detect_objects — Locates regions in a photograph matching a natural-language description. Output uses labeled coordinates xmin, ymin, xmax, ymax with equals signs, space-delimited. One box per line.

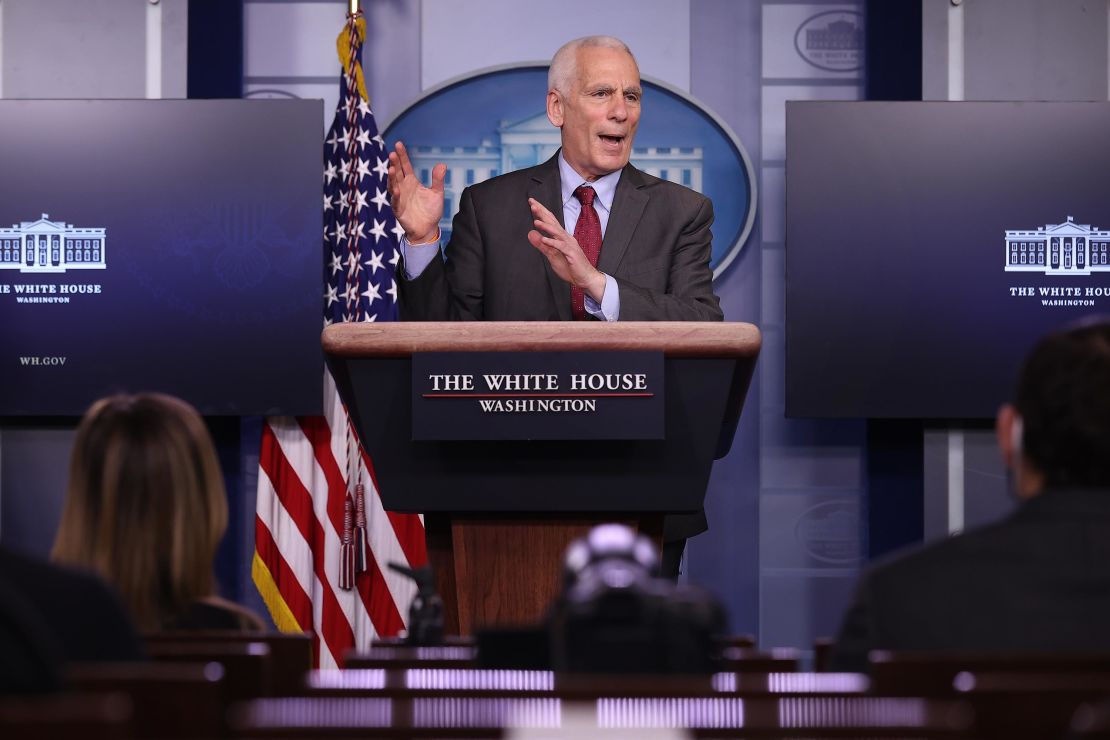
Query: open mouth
xmin=598 ymin=134 xmax=626 ymax=150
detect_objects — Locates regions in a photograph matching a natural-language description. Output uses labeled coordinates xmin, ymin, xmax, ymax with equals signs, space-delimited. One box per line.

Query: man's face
xmin=547 ymin=47 xmax=642 ymax=181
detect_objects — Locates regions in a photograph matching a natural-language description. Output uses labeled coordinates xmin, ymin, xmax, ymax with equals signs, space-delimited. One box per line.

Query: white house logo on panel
xmin=1005 ymin=216 xmax=1110 ymax=276
xmin=794 ymin=10 xmax=863 ymax=73
xmin=0 ymin=214 xmax=107 ymax=274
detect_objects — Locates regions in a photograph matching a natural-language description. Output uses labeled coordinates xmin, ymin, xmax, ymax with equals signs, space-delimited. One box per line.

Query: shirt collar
xmin=559 ymin=151 xmax=621 ymax=214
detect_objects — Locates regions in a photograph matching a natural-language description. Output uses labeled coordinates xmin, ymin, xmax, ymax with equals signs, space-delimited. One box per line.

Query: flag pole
xmin=349 ymin=0 xmax=360 ymax=15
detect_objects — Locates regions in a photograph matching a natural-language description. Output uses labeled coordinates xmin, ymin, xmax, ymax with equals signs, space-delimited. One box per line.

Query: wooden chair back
xmin=146 ymin=631 xmax=312 ymax=695
xmin=146 ymin=640 xmax=272 ymax=699
xmin=1072 ymin=697 xmax=1110 ymax=738
xmin=716 ymin=633 xmax=757 ymax=650
xmin=869 ymin=651 xmax=1110 ymax=695
xmin=0 ymin=692 xmax=134 ymax=739
xmin=812 ymin=636 xmax=834 ymax=672
xmin=718 ymin=647 xmax=800 ymax=673
xmin=953 ymin=670 xmax=1110 ymax=738
xmin=66 ymin=662 xmax=224 ymax=739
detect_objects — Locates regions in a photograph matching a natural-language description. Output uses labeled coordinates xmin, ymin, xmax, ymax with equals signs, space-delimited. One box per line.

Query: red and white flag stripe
xmin=253 ymin=371 xmax=424 ymax=668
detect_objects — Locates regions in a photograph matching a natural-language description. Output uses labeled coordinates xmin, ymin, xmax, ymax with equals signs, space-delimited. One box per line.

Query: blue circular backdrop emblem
xmin=383 ymin=64 xmax=756 ymax=279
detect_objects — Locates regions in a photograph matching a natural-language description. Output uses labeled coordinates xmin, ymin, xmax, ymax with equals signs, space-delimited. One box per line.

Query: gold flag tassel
xmin=337 ymin=10 xmax=369 ymax=104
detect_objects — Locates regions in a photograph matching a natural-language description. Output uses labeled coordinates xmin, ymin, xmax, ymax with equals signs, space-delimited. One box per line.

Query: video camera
xmin=547 ymin=524 xmax=726 ymax=674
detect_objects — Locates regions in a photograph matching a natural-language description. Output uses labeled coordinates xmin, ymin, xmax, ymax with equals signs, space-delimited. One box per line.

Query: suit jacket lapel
xmin=528 ymin=154 xmax=573 ymax=320
xmin=597 ymin=163 xmax=648 ymax=275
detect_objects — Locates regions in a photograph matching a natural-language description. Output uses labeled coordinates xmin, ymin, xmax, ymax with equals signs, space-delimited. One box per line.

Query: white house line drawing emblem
xmin=1005 ymin=216 xmax=1110 ymax=276
xmin=0 ymin=214 xmax=106 ymax=274
xmin=795 ymin=11 xmax=863 ymax=73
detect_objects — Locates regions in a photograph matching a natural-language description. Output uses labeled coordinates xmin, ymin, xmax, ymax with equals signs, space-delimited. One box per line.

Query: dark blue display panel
xmin=0 ymin=100 xmax=323 ymax=415
xmin=786 ymin=102 xmax=1110 ymax=419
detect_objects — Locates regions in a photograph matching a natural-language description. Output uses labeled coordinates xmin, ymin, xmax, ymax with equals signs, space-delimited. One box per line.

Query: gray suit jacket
xmin=399 ymin=153 xmax=723 ymax=322
xmin=399 ymin=153 xmax=722 ymax=540
xmin=830 ymin=487 xmax=1110 ymax=672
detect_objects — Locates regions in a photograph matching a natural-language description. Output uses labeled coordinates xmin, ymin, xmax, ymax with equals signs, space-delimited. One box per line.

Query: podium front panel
xmin=332 ymin=356 xmax=737 ymax=513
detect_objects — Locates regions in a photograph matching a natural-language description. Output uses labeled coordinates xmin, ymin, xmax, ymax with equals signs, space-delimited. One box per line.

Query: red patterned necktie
xmin=571 ymin=185 xmax=602 ymax=320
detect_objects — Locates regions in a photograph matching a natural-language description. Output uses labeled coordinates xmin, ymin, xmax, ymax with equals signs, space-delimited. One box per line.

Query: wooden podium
xmin=323 ymin=321 xmax=760 ymax=634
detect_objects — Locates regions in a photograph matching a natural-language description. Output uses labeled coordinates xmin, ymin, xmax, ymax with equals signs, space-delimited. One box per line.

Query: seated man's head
xmin=997 ymin=318 xmax=1110 ymax=498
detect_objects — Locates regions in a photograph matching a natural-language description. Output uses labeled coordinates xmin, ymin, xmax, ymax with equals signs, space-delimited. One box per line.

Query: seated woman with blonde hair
xmin=53 ymin=392 xmax=264 ymax=632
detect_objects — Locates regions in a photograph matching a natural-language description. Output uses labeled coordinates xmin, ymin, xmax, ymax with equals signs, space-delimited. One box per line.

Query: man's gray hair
xmin=548 ymin=36 xmax=637 ymax=95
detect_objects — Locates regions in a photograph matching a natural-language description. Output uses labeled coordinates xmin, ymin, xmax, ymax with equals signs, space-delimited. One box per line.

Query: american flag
xmin=252 ymin=11 xmax=427 ymax=669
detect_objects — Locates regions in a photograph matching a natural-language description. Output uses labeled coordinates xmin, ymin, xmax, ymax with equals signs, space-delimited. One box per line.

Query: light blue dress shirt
xmin=401 ymin=151 xmax=622 ymax=320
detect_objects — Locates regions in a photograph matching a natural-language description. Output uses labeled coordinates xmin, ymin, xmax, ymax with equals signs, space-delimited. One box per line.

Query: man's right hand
xmin=387 ymin=141 xmax=446 ymax=244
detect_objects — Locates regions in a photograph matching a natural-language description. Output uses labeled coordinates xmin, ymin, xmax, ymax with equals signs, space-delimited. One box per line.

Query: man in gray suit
xmin=387 ymin=35 xmax=722 ymax=324
xmin=831 ymin=318 xmax=1110 ymax=672
xmin=387 ymin=36 xmax=722 ymax=575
